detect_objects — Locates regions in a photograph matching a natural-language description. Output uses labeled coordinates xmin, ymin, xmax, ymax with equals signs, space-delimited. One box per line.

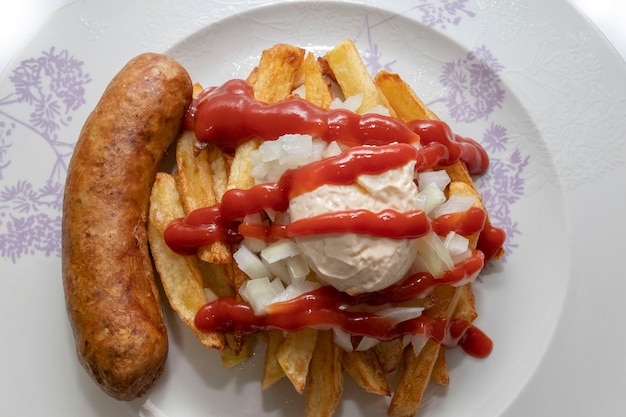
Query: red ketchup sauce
xmin=169 ymin=78 xmax=504 ymax=358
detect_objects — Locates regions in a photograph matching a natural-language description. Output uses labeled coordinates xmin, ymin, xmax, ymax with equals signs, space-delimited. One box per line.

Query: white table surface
xmin=1 ymin=0 xmax=625 ymax=75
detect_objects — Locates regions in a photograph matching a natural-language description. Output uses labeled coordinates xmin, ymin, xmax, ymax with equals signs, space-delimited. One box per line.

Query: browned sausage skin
xmin=62 ymin=53 xmax=192 ymax=400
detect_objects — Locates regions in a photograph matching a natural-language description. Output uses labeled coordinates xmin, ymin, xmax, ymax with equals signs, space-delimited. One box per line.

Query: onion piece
xmin=332 ymin=327 xmax=354 ymax=352
xmin=418 ymin=182 xmax=447 ymax=214
xmin=418 ymin=170 xmax=451 ymax=192
xmin=375 ymin=306 xmax=425 ymax=324
xmin=355 ymin=336 xmax=380 ymax=351
xmin=239 ymin=277 xmax=283 ymax=314
xmin=287 ymin=255 xmax=310 ymax=283
xmin=413 ymin=231 xmax=454 ymax=276
xmin=233 ymin=244 xmax=271 ymax=279
xmin=443 ymin=232 xmax=472 ymax=263
xmin=261 ymin=239 xmax=300 ymax=264
xmin=267 ymin=280 xmax=322 ymax=307
xmin=433 ymin=194 xmax=477 ymax=217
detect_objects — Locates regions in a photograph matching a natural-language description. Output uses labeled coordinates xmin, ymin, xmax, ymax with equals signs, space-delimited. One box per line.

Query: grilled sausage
xmin=62 ymin=53 xmax=192 ymax=400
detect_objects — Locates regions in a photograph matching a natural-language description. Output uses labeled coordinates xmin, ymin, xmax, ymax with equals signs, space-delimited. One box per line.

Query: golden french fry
xmin=220 ymin=333 xmax=253 ymax=368
xmin=248 ymin=44 xmax=305 ymax=104
xmin=305 ymin=330 xmax=343 ymax=417
xmin=302 ymin=52 xmax=332 ymax=109
xmin=388 ymin=339 xmax=441 ymax=417
xmin=374 ymin=338 xmax=405 ymax=374
xmin=206 ymin=143 xmax=230 ymax=201
xmin=374 ymin=70 xmax=437 ymax=121
xmin=148 ymin=172 xmax=225 ymax=350
xmin=197 ymin=260 xmax=235 ymax=298
xmin=430 ymin=347 xmax=449 ymax=386
xmin=342 ymin=349 xmax=390 ymax=396
xmin=325 ymin=39 xmax=394 ymax=115
xmin=277 ymin=328 xmax=319 ymax=394
xmin=226 ymin=139 xmax=259 ymax=191
xmin=175 ymin=130 xmax=232 ymax=264
xmin=262 ymin=330 xmax=286 ymax=390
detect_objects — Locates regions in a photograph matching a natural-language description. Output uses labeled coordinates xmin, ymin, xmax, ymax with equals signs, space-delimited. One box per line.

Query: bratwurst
xmin=62 ymin=53 xmax=192 ymax=400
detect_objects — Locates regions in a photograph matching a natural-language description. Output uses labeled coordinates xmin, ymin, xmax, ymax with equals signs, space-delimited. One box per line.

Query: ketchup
xmin=169 ymin=78 xmax=506 ymax=357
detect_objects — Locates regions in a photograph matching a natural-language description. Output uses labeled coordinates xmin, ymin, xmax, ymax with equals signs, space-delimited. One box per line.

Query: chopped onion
xmin=292 ymin=83 xmax=306 ymax=99
xmin=239 ymin=277 xmax=283 ymax=314
xmin=233 ymin=245 xmax=271 ymax=279
xmin=443 ymin=232 xmax=472 ymax=263
xmin=375 ymin=306 xmax=424 ymax=324
xmin=287 ymin=255 xmax=310 ymax=283
xmin=409 ymin=333 xmax=429 ymax=356
xmin=418 ymin=182 xmax=447 ymax=214
xmin=413 ymin=232 xmax=454 ymax=276
xmin=355 ymin=336 xmax=380 ymax=351
xmin=330 ymin=93 xmax=363 ymax=112
xmin=418 ymin=170 xmax=451 ymax=192
xmin=267 ymin=280 xmax=321 ymax=307
xmin=332 ymin=327 xmax=354 ymax=352
xmin=261 ymin=239 xmax=300 ymax=264
xmin=433 ymin=194 xmax=477 ymax=217
xmin=322 ymin=140 xmax=343 ymax=158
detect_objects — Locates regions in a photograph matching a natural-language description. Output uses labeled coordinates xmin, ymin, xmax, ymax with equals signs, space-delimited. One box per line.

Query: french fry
xmin=326 ymin=39 xmax=394 ymax=116
xmin=262 ymin=330 xmax=286 ymax=390
xmin=302 ymin=52 xmax=332 ymax=109
xmin=226 ymin=139 xmax=258 ymax=192
xmin=277 ymin=328 xmax=319 ymax=394
xmin=388 ymin=339 xmax=441 ymax=417
xmin=148 ymin=172 xmax=225 ymax=350
xmin=248 ymin=43 xmax=305 ymax=104
xmin=342 ymin=349 xmax=390 ymax=396
xmin=175 ymin=131 xmax=232 ymax=264
xmin=374 ymin=338 xmax=405 ymax=374
xmin=430 ymin=348 xmax=449 ymax=386
xmin=305 ymin=330 xmax=343 ymax=417
xmin=374 ymin=70 xmax=437 ymax=121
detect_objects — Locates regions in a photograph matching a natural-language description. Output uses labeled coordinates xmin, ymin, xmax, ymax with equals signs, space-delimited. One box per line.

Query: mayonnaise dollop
xmin=288 ymin=161 xmax=424 ymax=294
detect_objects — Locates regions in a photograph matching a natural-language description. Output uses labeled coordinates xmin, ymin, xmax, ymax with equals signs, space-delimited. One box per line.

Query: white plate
xmin=1 ymin=1 xmax=625 ymax=416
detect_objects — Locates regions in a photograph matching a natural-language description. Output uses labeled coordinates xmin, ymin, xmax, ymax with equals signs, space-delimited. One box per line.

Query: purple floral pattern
xmin=431 ymin=46 xmax=506 ymax=123
xmin=412 ymin=0 xmax=476 ymax=29
xmin=476 ymin=124 xmax=529 ymax=261
xmin=0 ymin=47 xmax=90 ymax=262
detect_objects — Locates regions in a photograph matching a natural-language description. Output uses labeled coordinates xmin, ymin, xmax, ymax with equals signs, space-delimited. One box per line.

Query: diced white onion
xmin=287 ymin=255 xmax=310 ymax=282
xmin=418 ymin=170 xmax=451 ymax=192
xmin=355 ymin=336 xmax=380 ymax=351
xmin=443 ymin=232 xmax=472 ymax=263
xmin=322 ymin=141 xmax=343 ymax=158
xmin=268 ymin=280 xmax=321 ymax=306
xmin=410 ymin=333 xmax=430 ymax=356
xmin=292 ymin=83 xmax=306 ymax=99
xmin=239 ymin=277 xmax=282 ymax=314
xmin=418 ymin=182 xmax=447 ymax=214
xmin=332 ymin=327 xmax=354 ymax=352
xmin=330 ymin=93 xmax=363 ymax=112
xmin=413 ymin=232 xmax=454 ymax=276
xmin=233 ymin=245 xmax=271 ymax=279
xmin=375 ymin=306 xmax=424 ymax=324
xmin=261 ymin=239 xmax=300 ymax=264
xmin=433 ymin=194 xmax=477 ymax=217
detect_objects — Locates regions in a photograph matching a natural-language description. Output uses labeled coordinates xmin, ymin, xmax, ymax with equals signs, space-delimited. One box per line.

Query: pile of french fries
xmin=147 ymin=40 xmax=491 ymax=417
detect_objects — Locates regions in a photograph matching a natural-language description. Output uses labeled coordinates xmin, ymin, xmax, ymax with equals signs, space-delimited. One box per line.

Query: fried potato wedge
xmin=326 ymin=39 xmax=394 ymax=116
xmin=148 ymin=172 xmax=224 ymax=350
xmin=305 ymin=330 xmax=343 ymax=417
